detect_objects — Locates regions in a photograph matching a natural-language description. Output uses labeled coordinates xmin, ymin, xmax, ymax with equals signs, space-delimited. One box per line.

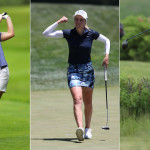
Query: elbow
xmin=43 ymin=32 xmax=47 ymax=37
xmin=107 ymin=38 xmax=110 ymax=44
xmin=11 ymin=32 xmax=15 ymax=38
xmin=9 ymin=31 xmax=15 ymax=38
xmin=43 ymin=32 xmax=52 ymax=37
xmin=43 ymin=31 xmax=47 ymax=36
xmin=106 ymin=39 xmax=110 ymax=46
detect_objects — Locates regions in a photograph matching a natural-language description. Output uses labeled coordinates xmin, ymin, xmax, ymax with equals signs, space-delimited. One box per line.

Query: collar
xmin=73 ymin=27 xmax=89 ymax=36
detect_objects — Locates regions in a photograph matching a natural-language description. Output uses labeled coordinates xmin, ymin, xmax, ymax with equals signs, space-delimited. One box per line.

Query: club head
xmin=102 ymin=126 xmax=110 ymax=130
xmin=122 ymin=40 xmax=128 ymax=49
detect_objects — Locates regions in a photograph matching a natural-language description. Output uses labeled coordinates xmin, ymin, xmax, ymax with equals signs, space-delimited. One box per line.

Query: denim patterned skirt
xmin=67 ymin=62 xmax=95 ymax=89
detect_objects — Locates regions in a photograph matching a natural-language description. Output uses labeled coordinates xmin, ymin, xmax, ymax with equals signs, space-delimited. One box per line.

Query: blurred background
xmin=32 ymin=0 xmax=119 ymax=5
xmin=120 ymin=0 xmax=150 ymax=150
xmin=0 ymin=0 xmax=30 ymax=150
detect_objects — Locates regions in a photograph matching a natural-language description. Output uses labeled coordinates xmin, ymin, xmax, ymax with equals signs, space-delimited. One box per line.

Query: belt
xmin=0 ymin=65 xmax=8 ymax=70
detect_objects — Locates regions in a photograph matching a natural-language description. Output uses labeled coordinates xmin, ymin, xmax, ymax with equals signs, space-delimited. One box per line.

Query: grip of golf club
xmin=104 ymin=65 xmax=107 ymax=81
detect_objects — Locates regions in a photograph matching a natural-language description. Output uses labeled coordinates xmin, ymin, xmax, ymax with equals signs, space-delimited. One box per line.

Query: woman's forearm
xmin=6 ymin=16 xmax=15 ymax=37
xmin=43 ymin=22 xmax=63 ymax=38
xmin=1 ymin=16 xmax=15 ymax=41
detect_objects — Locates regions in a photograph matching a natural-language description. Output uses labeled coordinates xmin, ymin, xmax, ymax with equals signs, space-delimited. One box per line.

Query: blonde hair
xmin=85 ymin=24 xmax=89 ymax=30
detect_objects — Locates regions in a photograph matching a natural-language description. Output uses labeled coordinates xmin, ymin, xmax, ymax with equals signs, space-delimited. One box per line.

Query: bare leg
xmin=82 ymin=87 xmax=93 ymax=128
xmin=70 ymin=87 xmax=83 ymax=128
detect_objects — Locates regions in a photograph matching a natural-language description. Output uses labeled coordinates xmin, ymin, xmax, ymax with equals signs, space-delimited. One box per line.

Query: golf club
xmin=102 ymin=64 xmax=110 ymax=130
xmin=122 ymin=28 xmax=150 ymax=49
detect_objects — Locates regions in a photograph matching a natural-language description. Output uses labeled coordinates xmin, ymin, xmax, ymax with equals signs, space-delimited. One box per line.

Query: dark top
xmin=63 ymin=28 xmax=99 ymax=64
xmin=0 ymin=32 xmax=8 ymax=67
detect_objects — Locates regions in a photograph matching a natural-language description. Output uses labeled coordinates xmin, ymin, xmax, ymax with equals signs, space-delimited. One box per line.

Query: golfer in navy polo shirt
xmin=43 ymin=10 xmax=110 ymax=141
xmin=0 ymin=13 xmax=15 ymax=99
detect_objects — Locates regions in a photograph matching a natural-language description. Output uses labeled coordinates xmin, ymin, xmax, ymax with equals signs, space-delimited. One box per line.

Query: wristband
xmin=2 ymin=15 xmax=9 ymax=19
xmin=2 ymin=12 xmax=8 ymax=19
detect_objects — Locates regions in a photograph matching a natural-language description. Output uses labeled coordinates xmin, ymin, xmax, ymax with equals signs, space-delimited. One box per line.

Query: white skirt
xmin=0 ymin=67 xmax=9 ymax=93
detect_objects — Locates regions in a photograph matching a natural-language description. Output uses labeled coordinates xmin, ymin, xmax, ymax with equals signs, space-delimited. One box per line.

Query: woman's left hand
xmin=102 ymin=54 xmax=109 ymax=68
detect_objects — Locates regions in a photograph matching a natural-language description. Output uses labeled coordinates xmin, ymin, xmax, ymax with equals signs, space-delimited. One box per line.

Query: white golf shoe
xmin=76 ymin=128 xmax=84 ymax=141
xmin=84 ymin=128 xmax=92 ymax=139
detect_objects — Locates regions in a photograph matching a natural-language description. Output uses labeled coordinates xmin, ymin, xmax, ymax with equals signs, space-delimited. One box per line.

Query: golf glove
xmin=1 ymin=12 xmax=8 ymax=19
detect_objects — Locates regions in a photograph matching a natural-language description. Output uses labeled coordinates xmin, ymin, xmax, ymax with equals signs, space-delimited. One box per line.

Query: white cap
xmin=73 ymin=10 xmax=88 ymax=20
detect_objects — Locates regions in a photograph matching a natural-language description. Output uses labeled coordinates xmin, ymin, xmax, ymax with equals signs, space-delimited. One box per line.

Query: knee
xmin=73 ymin=97 xmax=82 ymax=105
xmin=84 ymin=100 xmax=92 ymax=106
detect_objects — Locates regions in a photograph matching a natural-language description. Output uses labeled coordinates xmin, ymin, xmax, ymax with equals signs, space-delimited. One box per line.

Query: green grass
xmin=0 ymin=101 xmax=30 ymax=150
xmin=120 ymin=0 xmax=150 ymax=20
xmin=31 ymin=3 xmax=119 ymax=90
xmin=31 ymin=87 xmax=120 ymax=150
xmin=121 ymin=136 xmax=150 ymax=150
xmin=0 ymin=6 xmax=30 ymax=150
xmin=120 ymin=116 xmax=150 ymax=150
xmin=0 ymin=6 xmax=30 ymax=102
xmin=121 ymin=115 xmax=150 ymax=136
xmin=0 ymin=0 xmax=28 ymax=6
xmin=120 ymin=61 xmax=150 ymax=79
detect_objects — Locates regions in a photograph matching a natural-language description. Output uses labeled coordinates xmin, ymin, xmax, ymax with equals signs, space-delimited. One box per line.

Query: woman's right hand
xmin=102 ymin=54 xmax=109 ymax=69
xmin=57 ymin=16 xmax=68 ymax=24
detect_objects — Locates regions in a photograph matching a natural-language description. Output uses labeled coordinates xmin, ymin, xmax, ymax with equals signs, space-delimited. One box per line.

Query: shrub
xmin=120 ymin=16 xmax=150 ymax=61
xmin=120 ymin=77 xmax=150 ymax=121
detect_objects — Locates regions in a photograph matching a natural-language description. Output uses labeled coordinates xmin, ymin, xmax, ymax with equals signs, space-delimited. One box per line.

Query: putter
xmin=122 ymin=28 xmax=150 ymax=49
xmin=102 ymin=64 xmax=110 ymax=130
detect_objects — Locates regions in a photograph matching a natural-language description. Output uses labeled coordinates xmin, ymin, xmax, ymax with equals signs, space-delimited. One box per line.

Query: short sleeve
xmin=92 ymin=30 xmax=99 ymax=40
xmin=62 ymin=29 xmax=71 ymax=39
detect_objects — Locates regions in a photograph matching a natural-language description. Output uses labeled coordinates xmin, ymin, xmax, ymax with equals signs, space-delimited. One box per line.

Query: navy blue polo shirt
xmin=0 ymin=32 xmax=8 ymax=67
xmin=63 ymin=28 xmax=99 ymax=64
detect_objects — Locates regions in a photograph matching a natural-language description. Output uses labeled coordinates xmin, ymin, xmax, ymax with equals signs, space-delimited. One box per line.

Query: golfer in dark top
xmin=43 ymin=10 xmax=110 ymax=141
xmin=0 ymin=13 xmax=15 ymax=99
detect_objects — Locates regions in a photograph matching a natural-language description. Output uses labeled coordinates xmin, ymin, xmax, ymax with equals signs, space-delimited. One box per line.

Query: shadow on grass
xmin=32 ymin=137 xmax=82 ymax=143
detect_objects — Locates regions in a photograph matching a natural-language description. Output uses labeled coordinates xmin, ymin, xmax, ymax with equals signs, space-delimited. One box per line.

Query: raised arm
xmin=96 ymin=34 xmax=110 ymax=68
xmin=43 ymin=16 xmax=68 ymax=38
xmin=0 ymin=14 xmax=15 ymax=41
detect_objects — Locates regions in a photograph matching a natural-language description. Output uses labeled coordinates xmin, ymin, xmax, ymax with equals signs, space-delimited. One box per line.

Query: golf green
xmin=0 ymin=5 xmax=30 ymax=150
xmin=31 ymin=87 xmax=119 ymax=150
xmin=0 ymin=100 xmax=30 ymax=150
